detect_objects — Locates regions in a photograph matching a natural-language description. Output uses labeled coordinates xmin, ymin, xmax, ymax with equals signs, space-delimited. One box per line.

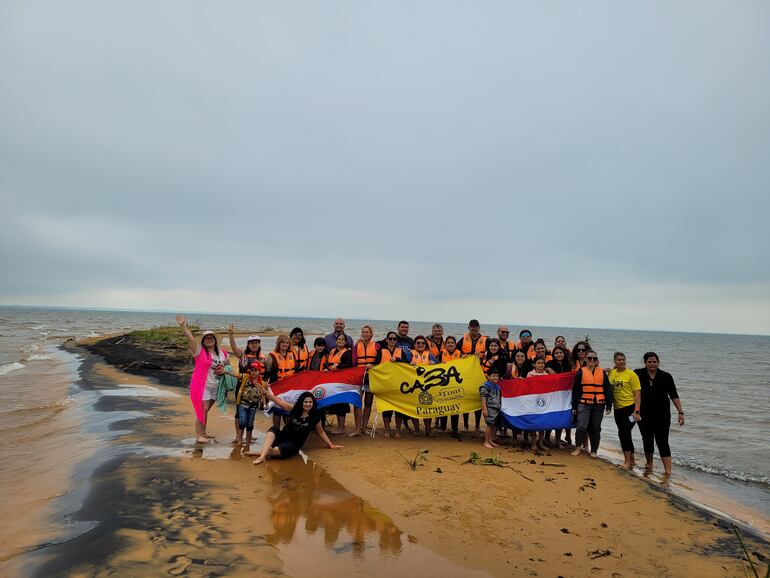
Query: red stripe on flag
xmin=269 ymin=366 xmax=366 ymax=395
xmin=500 ymin=372 xmax=575 ymax=397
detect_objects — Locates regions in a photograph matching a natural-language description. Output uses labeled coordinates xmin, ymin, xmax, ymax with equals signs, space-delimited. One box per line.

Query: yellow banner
xmin=368 ymin=356 xmax=485 ymax=419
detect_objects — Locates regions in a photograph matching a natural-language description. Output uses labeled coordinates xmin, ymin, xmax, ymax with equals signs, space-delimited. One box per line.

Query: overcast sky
xmin=1 ymin=1 xmax=769 ymax=335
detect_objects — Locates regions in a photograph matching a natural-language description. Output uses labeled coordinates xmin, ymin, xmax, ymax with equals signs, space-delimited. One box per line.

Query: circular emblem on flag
xmin=418 ymin=391 xmax=433 ymax=405
xmin=312 ymin=387 xmax=326 ymax=400
xmin=536 ymin=397 xmax=546 ymax=408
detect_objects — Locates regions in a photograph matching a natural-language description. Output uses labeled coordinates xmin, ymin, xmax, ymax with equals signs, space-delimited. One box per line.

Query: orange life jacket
xmin=306 ymin=350 xmax=328 ymax=372
xmin=517 ymin=341 xmax=536 ymax=359
xmin=410 ymin=349 xmax=432 ymax=365
xmin=380 ymin=347 xmax=402 ymax=363
xmin=460 ymin=333 xmax=487 ymax=355
xmin=440 ymin=349 xmax=462 ymax=362
xmin=534 ymin=353 xmax=553 ymax=363
xmin=328 ymin=347 xmax=349 ymax=366
xmin=499 ymin=340 xmax=516 ymax=357
xmin=427 ymin=338 xmax=444 ymax=358
xmin=355 ymin=340 xmax=378 ymax=366
xmin=269 ymin=350 xmax=296 ymax=380
xmin=481 ymin=354 xmax=501 ymax=375
xmin=579 ymin=366 xmax=606 ymax=405
xmin=291 ymin=344 xmax=309 ymax=371
xmin=573 ymin=359 xmax=585 ymax=371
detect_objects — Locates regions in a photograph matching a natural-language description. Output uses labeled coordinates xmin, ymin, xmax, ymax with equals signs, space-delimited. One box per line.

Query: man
xmin=457 ymin=319 xmax=487 ymax=356
xmin=426 ymin=323 xmax=445 ymax=358
xmin=324 ymin=317 xmax=354 ymax=351
xmin=394 ymin=320 xmax=414 ymax=356
xmin=517 ymin=329 xmax=535 ymax=359
xmin=497 ymin=326 xmax=516 ymax=360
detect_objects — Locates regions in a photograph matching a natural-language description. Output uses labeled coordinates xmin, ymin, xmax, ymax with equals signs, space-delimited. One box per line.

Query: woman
xmin=377 ymin=331 xmax=404 ymax=437
xmin=480 ymin=338 xmax=503 ymax=375
xmin=634 ymin=352 xmax=685 ymax=476
xmin=250 ymin=391 xmax=343 ymax=464
xmin=554 ymin=335 xmax=568 ymax=350
xmin=327 ymin=333 xmax=353 ymax=434
xmin=570 ymin=351 xmax=612 ymax=457
xmin=265 ymin=335 xmax=297 ymax=428
xmin=571 ymin=341 xmax=589 ymax=371
xmin=307 ymin=337 xmax=329 ymax=371
xmin=609 ymin=352 xmax=642 ymax=469
xmin=176 ymin=315 xmax=229 ymax=443
xmin=533 ymin=340 xmax=552 ymax=363
xmin=546 ymin=345 xmax=573 ymax=448
xmin=227 ymin=325 xmax=266 ymax=445
xmin=289 ymin=327 xmax=309 ymax=372
xmin=409 ymin=336 xmax=437 ymax=436
xmin=354 ymin=325 xmax=380 ymax=436
xmin=437 ymin=335 xmax=463 ymax=438
xmin=510 ymin=349 xmax=533 ymax=379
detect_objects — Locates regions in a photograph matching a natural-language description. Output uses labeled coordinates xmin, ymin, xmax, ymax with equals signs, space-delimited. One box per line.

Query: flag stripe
xmin=503 ymin=409 xmax=573 ymax=430
xmin=501 ymin=390 xmax=572 ymax=417
xmin=500 ymin=372 xmax=575 ymax=397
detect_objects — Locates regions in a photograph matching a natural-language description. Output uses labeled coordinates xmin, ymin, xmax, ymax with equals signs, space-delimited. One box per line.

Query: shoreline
xmin=15 ymin=333 xmax=767 ymax=576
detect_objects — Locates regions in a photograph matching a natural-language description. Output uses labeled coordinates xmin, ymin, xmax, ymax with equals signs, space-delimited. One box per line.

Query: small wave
xmin=675 ymin=457 xmax=770 ymax=486
xmin=25 ymin=353 xmax=54 ymax=361
xmin=0 ymin=362 xmax=25 ymax=376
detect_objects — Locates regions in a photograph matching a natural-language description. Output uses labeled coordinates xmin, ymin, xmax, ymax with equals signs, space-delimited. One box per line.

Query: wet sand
xmin=17 ymin=346 xmax=770 ymax=577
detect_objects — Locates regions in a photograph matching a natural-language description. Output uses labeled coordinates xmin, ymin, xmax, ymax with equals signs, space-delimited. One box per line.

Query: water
xmin=0 ymin=305 xmax=768 ymax=552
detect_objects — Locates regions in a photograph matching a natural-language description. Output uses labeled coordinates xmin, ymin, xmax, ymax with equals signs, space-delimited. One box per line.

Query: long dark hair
xmin=290 ymin=327 xmax=306 ymax=348
xmin=289 ymin=391 xmax=319 ymax=420
xmin=549 ymin=346 xmax=572 ymax=372
xmin=201 ymin=334 xmax=220 ymax=358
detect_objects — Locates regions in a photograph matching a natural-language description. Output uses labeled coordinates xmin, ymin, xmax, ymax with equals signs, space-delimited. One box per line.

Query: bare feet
xmin=570 ymin=447 xmax=582 ymax=456
xmin=253 ymin=456 xmax=266 ymax=465
xmin=231 ymin=438 xmax=242 ymax=445
xmin=483 ymin=442 xmax=495 ymax=449
xmin=330 ymin=429 xmax=345 ymax=435
xmin=348 ymin=431 xmax=362 ymax=438
xmin=394 ymin=432 xmax=402 ymax=439
xmin=196 ymin=435 xmax=210 ymax=444
xmin=203 ymin=433 xmax=216 ymax=439
xmin=490 ymin=440 xmax=499 ymax=447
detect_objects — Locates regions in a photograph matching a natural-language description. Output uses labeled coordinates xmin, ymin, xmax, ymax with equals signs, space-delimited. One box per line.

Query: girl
xmin=228 ymin=325 xmax=266 ymax=444
xmin=526 ymin=357 xmax=551 ymax=451
xmin=377 ymin=331 xmax=404 ymax=438
xmin=327 ymin=333 xmax=353 ymax=434
xmin=510 ymin=350 xmax=533 ymax=379
xmin=265 ymin=335 xmax=297 ymax=428
xmin=307 ymin=337 xmax=329 ymax=371
xmin=250 ymin=391 xmax=343 ymax=464
xmin=176 ymin=315 xmax=229 ymax=444
xmin=409 ymin=336 xmax=437 ymax=436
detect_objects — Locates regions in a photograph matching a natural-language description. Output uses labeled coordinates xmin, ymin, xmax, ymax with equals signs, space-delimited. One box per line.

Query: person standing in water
xmin=177 ymin=315 xmax=229 ymax=444
xmin=609 ymin=352 xmax=642 ymax=469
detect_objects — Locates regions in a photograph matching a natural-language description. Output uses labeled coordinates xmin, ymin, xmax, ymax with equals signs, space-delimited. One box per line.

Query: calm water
xmin=1 ymin=305 xmax=768 ymax=542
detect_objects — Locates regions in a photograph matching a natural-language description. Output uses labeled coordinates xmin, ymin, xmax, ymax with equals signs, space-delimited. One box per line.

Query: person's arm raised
xmin=262 ymin=387 xmax=294 ymax=412
xmin=176 ymin=315 xmax=198 ymax=355
xmin=227 ymin=323 xmax=244 ymax=358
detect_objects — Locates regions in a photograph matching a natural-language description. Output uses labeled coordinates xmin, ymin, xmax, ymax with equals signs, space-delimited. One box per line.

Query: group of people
xmin=175 ymin=315 xmax=685 ymax=476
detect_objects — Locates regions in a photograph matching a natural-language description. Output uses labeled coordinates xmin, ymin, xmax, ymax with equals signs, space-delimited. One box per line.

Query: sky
xmin=1 ymin=1 xmax=769 ymax=335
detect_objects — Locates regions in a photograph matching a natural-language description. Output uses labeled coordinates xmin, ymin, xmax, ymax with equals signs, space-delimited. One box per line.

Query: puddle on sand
xmin=261 ymin=459 xmax=491 ymax=578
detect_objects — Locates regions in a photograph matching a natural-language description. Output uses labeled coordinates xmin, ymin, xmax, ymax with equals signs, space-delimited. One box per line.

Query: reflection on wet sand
xmin=267 ymin=462 xmax=404 ymax=555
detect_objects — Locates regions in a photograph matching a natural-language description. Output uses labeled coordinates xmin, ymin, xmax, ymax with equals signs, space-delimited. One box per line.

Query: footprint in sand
xmin=167 ymin=554 xmax=192 ymax=575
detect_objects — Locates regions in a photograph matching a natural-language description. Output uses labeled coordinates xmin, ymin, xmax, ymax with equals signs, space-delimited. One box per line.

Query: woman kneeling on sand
xmin=250 ymin=391 xmax=343 ymax=464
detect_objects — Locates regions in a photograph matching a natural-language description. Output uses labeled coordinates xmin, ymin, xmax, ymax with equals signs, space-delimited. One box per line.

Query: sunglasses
xmin=499 ymin=331 xmax=509 ymax=335
xmin=586 ymin=356 xmax=598 ymax=361
xmin=577 ymin=348 xmax=586 ymax=352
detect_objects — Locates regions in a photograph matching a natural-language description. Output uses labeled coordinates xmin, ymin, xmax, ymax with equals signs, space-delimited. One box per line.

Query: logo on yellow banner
xmin=368 ymin=356 xmax=485 ymax=419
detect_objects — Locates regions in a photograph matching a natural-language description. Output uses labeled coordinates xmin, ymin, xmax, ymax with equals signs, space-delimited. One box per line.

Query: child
xmin=479 ymin=367 xmax=503 ymax=449
xmin=236 ymin=361 xmax=265 ymax=448
xmin=527 ymin=358 xmax=550 ymax=451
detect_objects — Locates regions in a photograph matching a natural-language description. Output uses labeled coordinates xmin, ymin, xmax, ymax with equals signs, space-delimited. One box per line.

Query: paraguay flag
xmin=500 ymin=372 xmax=575 ymax=431
xmin=268 ymin=367 xmax=366 ymax=412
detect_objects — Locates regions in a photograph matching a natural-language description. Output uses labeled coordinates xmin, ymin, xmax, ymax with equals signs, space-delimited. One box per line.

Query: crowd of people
xmin=175 ymin=315 xmax=685 ymax=476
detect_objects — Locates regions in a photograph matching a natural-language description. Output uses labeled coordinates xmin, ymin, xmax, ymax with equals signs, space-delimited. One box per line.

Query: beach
xmin=0 ymin=308 xmax=768 ymax=577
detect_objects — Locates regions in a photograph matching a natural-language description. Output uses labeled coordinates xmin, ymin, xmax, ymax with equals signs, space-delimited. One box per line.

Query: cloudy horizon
xmin=2 ymin=1 xmax=769 ymax=335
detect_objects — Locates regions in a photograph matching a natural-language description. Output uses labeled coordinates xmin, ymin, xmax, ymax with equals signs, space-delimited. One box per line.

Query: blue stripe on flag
xmin=316 ymin=391 xmax=362 ymax=409
xmin=502 ymin=409 xmax=573 ymax=431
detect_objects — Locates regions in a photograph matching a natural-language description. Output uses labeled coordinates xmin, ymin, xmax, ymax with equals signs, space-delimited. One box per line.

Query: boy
xmin=480 ymin=367 xmax=503 ymax=449
xmin=236 ymin=361 xmax=264 ymax=447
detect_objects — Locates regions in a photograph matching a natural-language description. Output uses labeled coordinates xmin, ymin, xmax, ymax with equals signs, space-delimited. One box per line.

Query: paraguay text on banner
xmin=368 ymin=356 xmax=486 ymax=419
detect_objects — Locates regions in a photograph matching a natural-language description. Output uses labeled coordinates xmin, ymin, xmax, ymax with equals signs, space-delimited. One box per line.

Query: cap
xmin=250 ymin=360 xmax=265 ymax=370
xmin=201 ymin=330 xmax=216 ymax=338
xmin=246 ymin=335 xmax=262 ymax=342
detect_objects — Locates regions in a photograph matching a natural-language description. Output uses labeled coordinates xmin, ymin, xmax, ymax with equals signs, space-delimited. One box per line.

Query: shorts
xmin=203 ymin=384 xmax=218 ymax=401
xmin=484 ymin=407 xmax=501 ymax=427
xmin=267 ymin=426 xmax=301 ymax=458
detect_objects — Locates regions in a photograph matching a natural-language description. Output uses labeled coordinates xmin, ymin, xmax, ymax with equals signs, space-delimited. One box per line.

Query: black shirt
xmin=546 ymin=358 xmax=571 ymax=374
xmin=634 ymin=368 xmax=679 ymax=418
xmin=281 ymin=413 xmax=321 ymax=447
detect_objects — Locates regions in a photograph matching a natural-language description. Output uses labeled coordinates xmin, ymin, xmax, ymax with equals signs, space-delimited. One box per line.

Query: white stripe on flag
xmin=501 ymin=389 xmax=571 ymax=417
